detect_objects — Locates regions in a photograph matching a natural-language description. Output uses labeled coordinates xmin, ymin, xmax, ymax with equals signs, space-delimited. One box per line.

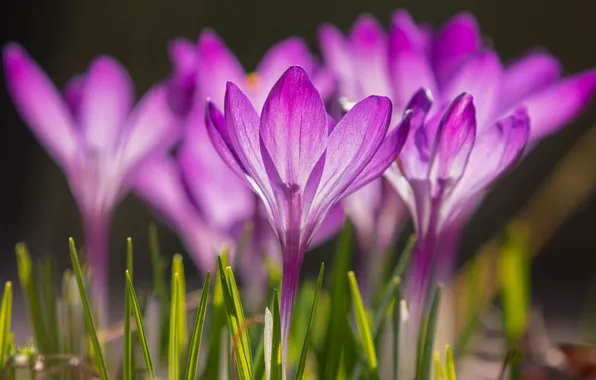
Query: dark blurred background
xmin=1 ymin=0 xmax=595 ymax=337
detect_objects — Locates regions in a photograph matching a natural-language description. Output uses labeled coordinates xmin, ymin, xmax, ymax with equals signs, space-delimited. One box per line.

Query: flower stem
xmin=280 ymin=247 xmax=304 ymax=372
xmin=84 ymin=214 xmax=111 ymax=325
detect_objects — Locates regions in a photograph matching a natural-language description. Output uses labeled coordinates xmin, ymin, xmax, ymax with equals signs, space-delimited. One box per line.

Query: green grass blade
xmin=434 ymin=352 xmax=444 ymax=380
xmin=322 ymin=222 xmax=353 ymax=379
xmin=501 ymin=224 xmax=530 ymax=341
xmin=149 ymin=224 xmax=171 ymax=360
xmin=226 ymin=267 xmax=253 ymax=368
xmin=392 ymin=279 xmax=402 ymax=380
xmin=0 ymin=282 xmax=13 ymax=372
xmin=39 ymin=257 xmax=59 ymax=352
xmin=201 ymin=258 xmax=227 ymax=380
xmin=347 ymin=272 xmax=378 ymax=378
xmin=123 ymin=238 xmax=134 ymax=380
xmin=69 ymin=238 xmax=108 ymax=380
xmin=445 ymin=345 xmax=456 ymax=380
xmin=15 ymin=243 xmax=51 ymax=354
xmin=253 ymin=324 xmax=266 ymax=380
xmin=416 ymin=285 xmax=443 ymax=380
xmin=216 ymin=256 xmax=253 ymax=380
xmin=295 ymin=263 xmax=324 ymax=380
xmin=126 ymin=271 xmax=155 ymax=379
xmin=270 ymin=291 xmax=282 ymax=380
xmin=392 ymin=235 xmax=416 ymax=280
xmin=170 ymin=272 xmax=181 ymax=380
xmin=185 ymin=273 xmax=211 ymax=380
xmin=172 ymin=254 xmax=188 ymax=354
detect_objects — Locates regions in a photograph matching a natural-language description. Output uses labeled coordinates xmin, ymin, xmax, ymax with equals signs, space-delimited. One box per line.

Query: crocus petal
xmin=349 ymin=15 xmax=392 ymax=98
xmin=195 ymin=30 xmax=245 ymax=108
xmin=442 ymin=51 xmax=502 ymax=130
xmin=432 ymin=13 xmax=482 ymax=88
xmin=80 ymin=57 xmax=134 ymax=152
xmin=120 ymin=85 xmax=179 ymax=171
xmin=311 ymin=203 xmax=345 ymax=247
xmin=396 ymin=88 xmax=434 ymax=180
xmin=254 ymin=38 xmax=315 ymax=107
xmin=389 ymin=13 xmax=439 ymax=111
xmin=311 ymin=95 xmax=392 ymax=215
xmin=260 ymin=66 xmax=327 ymax=189
xmin=516 ymin=70 xmax=596 ymax=142
xmin=428 ymin=93 xmax=476 ymax=198
xmin=318 ymin=24 xmax=359 ymax=102
xmin=450 ymin=109 xmax=529 ymax=207
xmin=168 ymin=38 xmax=197 ymax=76
xmin=3 ymin=44 xmax=78 ymax=168
xmin=343 ymin=120 xmax=409 ymax=196
xmin=499 ymin=52 xmax=561 ymax=112
xmin=63 ymin=75 xmax=85 ymax=119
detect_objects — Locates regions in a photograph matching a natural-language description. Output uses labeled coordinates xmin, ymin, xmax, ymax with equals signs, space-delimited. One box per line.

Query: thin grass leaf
xmin=185 ymin=273 xmax=211 ymax=380
xmin=434 ymin=352 xmax=444 ymax=380
xmin=39 ymin=257 xmax=59 ymax=352
xmin=270 ymin=291 xmax=282 ymax=380
xmin=501 ymin=224 xmax=530 ymax=341
xmin=216 ymin=256 xmax=253 ymax=380
xmin=322 ymin=222 xmax=352 ymax=379
xmin=445 ymin=346 xmax=456 ymax=380
xmin=201 ymin=256 xmax=227 ymax=380
xmin=232 ymin=221 xmax=254 ymax=271
xmin=123 ymin=238 xmax=134 ymax=380
xmin=253 ymin=325 xmax=266 ymax=380
xmin=226 ymin=267 xmax=253 ymax=366
xmin=0 ymin=282 xmax=13 ymax=372
xmin=393 ymin=235 xmax=416 ymax=279
xmin=69 ymin=238 xmax=108 ymax=380
xmin=416 ymin=285 xmax=443 ymax=380
xmin=392 ymin=280 xmax=402 ymax=380
xmin=15 ymin=243 xmax=51 ymax=354
xmin=295 ymin=263 xmax=324 ymax=380
xmin=170 ymin=272 xmax=181 ymax=380
xmin=126 ymin=271 xmax=155 ymax=379
xmin=149 ymin=224 xmax=171 ymax=360
xmin=172 ymin=254 xmax=188 ymax=354
xmin=347 ymin=272 xmax=378 ymax=379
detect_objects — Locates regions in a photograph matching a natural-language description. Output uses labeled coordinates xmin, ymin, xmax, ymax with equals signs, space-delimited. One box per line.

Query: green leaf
xmin=393 ymin=235 xmax=416 ymax=280
xmin=392 ymin=279 xmax=402 ymax=380
xmin=445 ymin=345 xmax=456 ymax=380
xmin=172 ymin=254 xmax=188 ymax=353
xmin=416 ymin=285 xmax=443 ymax=380
xmin=253 ymin=325 xmax=266 ymax=380
xmin=15 ymin=243 xmax=51 ymax=354
xmin=69 ymin=238 xmax=108 ymax=380
xmin=170 ymin=271 xmax=181 ymax=380
xmin=149 ymin=224 xmax=171 ymax=360
xmin=123 ymin=238 xmax=134 ymax=380
xmin=322 ymin=221 xmax=352 ymax=379
xmin=347 ymin=272 xmax=378 ymax=378
xmin=270 ymin=291 xmax=282 ymax=380
xmin=185 ymin=273 xmax=211 ymax=380
xmin=501 ymin=224 xmax=530 ymax=341
xmin=126 ymin=271 xmax=155 ymax=379
xmin=295 ymin=263 xmax=324 ymax=380
xmin=217 ymin=256 xmax=254 ymax=380
xmin=0 ymin=281 xmax=13 ymax=372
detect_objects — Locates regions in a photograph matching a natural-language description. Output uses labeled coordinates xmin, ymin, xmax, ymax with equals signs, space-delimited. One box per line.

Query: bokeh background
xmin=1 ymin=0 xmax=595 ymax=339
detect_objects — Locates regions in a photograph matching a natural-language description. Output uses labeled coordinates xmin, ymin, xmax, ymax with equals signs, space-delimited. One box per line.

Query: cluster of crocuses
xmin=4 ymin=10 xmax=595 ymax=362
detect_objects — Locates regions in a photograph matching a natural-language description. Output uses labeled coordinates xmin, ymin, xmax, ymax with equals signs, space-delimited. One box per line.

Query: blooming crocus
xmin=134 ymin=32 xmax=343 ymax=283
xmin=384 ymin=89 xmax=530 ymax=328
xmin=319 ymin=10 xmax=596 ymax=288
xmin=3 ymin=44 xmax=179 ymax=310
xmin=206 ymin=66 xmax=409 ymax=361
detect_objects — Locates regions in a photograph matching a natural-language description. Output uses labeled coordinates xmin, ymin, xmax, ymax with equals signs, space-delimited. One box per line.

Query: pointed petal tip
xmin=3 ymin=43 xmax=29 ymax=73
xmin=405 ymin=87 xmax=434 ymax=114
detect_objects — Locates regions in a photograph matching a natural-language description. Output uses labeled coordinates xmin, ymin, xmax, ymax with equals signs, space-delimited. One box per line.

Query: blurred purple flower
xmin=3 ymin=44 xmax=179 ymax=307
xmin=385 ymin=89 xmax=530 ymax=325
xmin=134 ymin=31 xmax=342 ymax=280
xmin=319 ymin=10 xmax=596 ymax=295
xmin=206 ymin=66 xmax=408 ymax=361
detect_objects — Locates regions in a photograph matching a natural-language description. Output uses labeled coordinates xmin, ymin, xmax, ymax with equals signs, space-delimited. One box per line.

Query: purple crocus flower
xmin=319 ymin=10 xmax=596 ymax=297
xmin=134 ymin=32 xmax=343 ymax=280
xmin=206 ymin=66 xmax=409 ymax=361
xmin=3 ymin=44 xmax=179 ymax=309
xmin=385 ymin=89 xmax=530 ymax=328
